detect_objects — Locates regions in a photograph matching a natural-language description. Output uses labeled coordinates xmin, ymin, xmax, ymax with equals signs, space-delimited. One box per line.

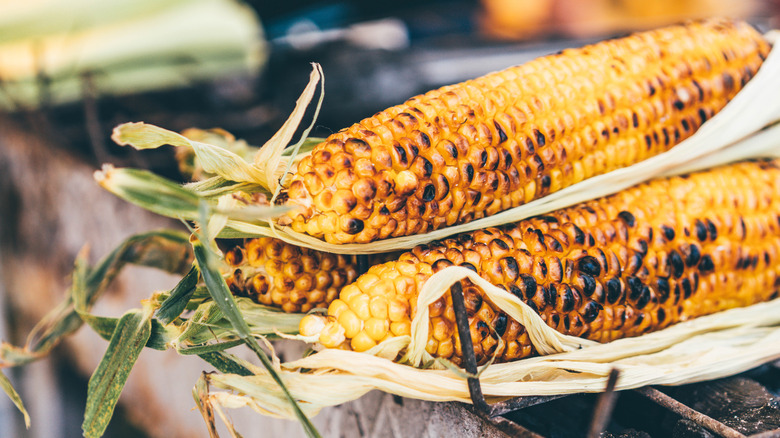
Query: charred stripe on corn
xmin=282 ymin=19 xmax=769 ymax=244
xmin=301 ymin=160 xmax=780 ymax=362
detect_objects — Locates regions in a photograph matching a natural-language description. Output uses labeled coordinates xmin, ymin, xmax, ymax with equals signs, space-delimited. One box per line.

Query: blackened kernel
xmin=421 ymin=158 xmax=433 ymax=177
xmin=572 ymin=225 xmax=585 ymax=245
xmin=560 ymin=286 xmax=575 ymax=312
xmin=627 ymin=277 xmax=643 ymax=301
xmin=540 ymin=175 xmax=552 ymax=189
xmin=644 ymin=134 xmax=653 ymax=148
xmin=479 ymin=150 xmax=488 ymax=168
xmin=635 ymin=313 xmax=645 ymax=327
xmin=345 ymin=218 xmax=364 ymax=235
xmin=422 ymin=184 xmax=436 ymax=202
xmin=661 ymin=225 xmax=676 ymax=240
xmin=538 ymin=215 xmax=559 ymax=223
xmin=394 ymin=145 xmax=408 ymax=166
xmin=492 ymin=239 xmax=510 ymax=250
xmin=673 ymin=283 xmax=681 ymax=303
xmin=476 ymin=321 xmax=490 ymax=340
xmin=662 ymin=128 xmax=670 ymax=146
xmin=550 ymin=313 xmax=560 ymax=326
xmin=618 ymin=211 xmax=636 ymax=227
xmin=695 ymin=219 xmax=708 ymax=241
xmin=632 ymin=112 xmax=639 ymax=128
xmin=465 ymin=164 xmax=474 ymax=183
xmin=685 ymin=244 xmax=701 ymax=267
xmin=578 ymin=256 xmax=602 ymax=276
xmin=657 ymin=308 xmax=666 ymax=323
xmin=705 ymin=219 xmax=718 ymax=240
xmin=541 ymin=284 xmax=553 ymax=305
xmin=563 ymin=315 xmax=571 ymax=331
xmin=698 ymin=108 xmax=708 ymax=124
xmin=494 ymin=314 xmax=507 ymax=337
xmin=580 ymin=273 xmax=596 ymax=297
xmin=524 ymin=137 xmax=535 ymax=155
xmin=656 ymin=277 xmax=670 ymax=301
xmin=520 ymin=274 xmax=537 ymax=300
xmin=501 ymin=257 xmax=519 ymax=279
xmin=722 ymin=72 xmax=734 ymax=91
xmin=380 ymin=206 xmax=390 ymax=215
xmin=673 ymin=100 xmax=685 ymax=111
xmin=669 ymin=250 xmax=685 ymax=278
xmin=681 ymin=118 xmax=690 ymax=132
xmin=460 ymin=262 xmax=478 ymax=273
xmin=635 ymin=286 xmax=651 ymax=309
xmin=582 ymin=301 xmax=602 ymax=323
xmin=588 ymin=234 xmax=596 ymax=246
xmin=548 ymin=237 xmax=563 ymax=253
xmin=419 ymin=132 xmax=431 ymax=148
xmin=699 ymin=255 xmax=714 ymax=272
xmin=681 ymin=278 xmax=693 ymax=298
xmin=431 ymin=259 xmax=454 ymax=272
xmin=606 ymin=278 xmax=622 ymax=304
xmin=634 ymin=240 xmax=648 ymax=256
xmin=534 ymin=129 xmax=546 ymax=147
xmin=494 ymin=121 xmax=508 ymax=144
xmin=538 ymin=258 xmax=548 ymax=277
xmin=508 ymin=284 xmax=523 ymax=298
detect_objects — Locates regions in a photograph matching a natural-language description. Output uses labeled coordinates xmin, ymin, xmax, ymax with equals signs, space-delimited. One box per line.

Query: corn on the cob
xmin=300 ymin=160 xmax=780 ymax=364
xmin=282 ymin=19 xmax=769 ymax=244
xmin=222 ymin=238 xmax=398 ymax=313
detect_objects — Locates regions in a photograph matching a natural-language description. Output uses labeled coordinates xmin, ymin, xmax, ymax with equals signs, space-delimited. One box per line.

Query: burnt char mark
xmin=705 ymin=219 xmax=718 ymax=241
xmin=559 ymin=286 xmax=575 ymax=312
xmin=681 ymin=277 xmax=693 ymax=299
xmin=537 ymin=215 xmax=559 ymax=223
xmin=534 ymin=129 xmax=546 ymax=147
xmin=345 ymin=218 xmax=364 ymax=235
xmin=572 ymin=225 xmax=585 ymax=245
xmin=419 ymin=132 xmax=431 ymax=149
xmin=465 ymin=163 xmax=475 ymax=183
xmin=580 ymin=273 xmax=597 ymax=297
xmin=618 ymin=211 xmax=636 ymax=227
xmin=606 ymin=278 xmax=622 ymax=304
xmin=492 ymin=239 xmax=510 ymax=251
xmin=460 ymin=262 xmax=478 ymax=273
xmin=519 ymin=274 xmax=538 ymax=300
xmin=494 ymin=314 xmax=507 ymax=337
xmin=541 ymin=175 xmax=552 ymax=189
xmin=656 ymin=277 xmax=670 ymax=301
xmin=422 ymin=184 xmax=436 ymax=202
xmin=684 ymin=244 xmax=701 ymax=267
xmin=669 ymin=250 xmax=685 ymax=278
xmin=548 ymin=237 xmax=563 ymax=253
xmin=578 ymin=255 xmax=601 ymax=276
xmin=699 ymin=254 xmax=714 ymax=273
xmin=694 ymin=219 xmax=708 ymax=241
xmin=502 ymin=256 xmax=519 ymax=279
xmin=508 ymin=284 xmax=523 ymax=299
xmin=395 ymin=145 xmax=408 ymax=166
xmin=635 ymin=286 xmax=651 ymax=309
xmin=661 ymin=225 xmax=675 ymax=241
xmin=582 ymin=301 xmax=602 ymax=323
xmin=494 ymin=121 xmax=508 ymax=144
xmin=627 ymin=276 xmax=643 ymax=301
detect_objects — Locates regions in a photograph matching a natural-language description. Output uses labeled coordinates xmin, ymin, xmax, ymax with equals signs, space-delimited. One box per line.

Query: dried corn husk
xmin=108 ymin=33 xmax=780 ymax=255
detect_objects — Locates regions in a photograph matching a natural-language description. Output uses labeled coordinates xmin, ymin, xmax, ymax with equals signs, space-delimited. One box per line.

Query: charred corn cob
xmin=300 ymin=160 xmax=780 ymax=364
xmin=223 ymin=238 xmax=396 ymax=313
xmin=282 ymin=19 xmax=769 ymax=244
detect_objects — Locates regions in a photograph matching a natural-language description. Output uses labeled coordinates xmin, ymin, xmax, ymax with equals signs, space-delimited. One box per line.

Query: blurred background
xmin=1 ymin=0 xmax=780 ymax=437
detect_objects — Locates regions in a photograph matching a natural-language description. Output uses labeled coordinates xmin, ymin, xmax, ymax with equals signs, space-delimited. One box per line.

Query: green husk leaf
xmin=82 ymin=304 xmax=154 ymax=438
xmin=191 ymin=228 xmax=321 ymax=438
xmin=156 ymin=265 xmax=200 ymax=325
xmin=0 ymin=230 xmax=190 ymax=367
xmin=198 ymin=352 xmax=254 ymax=376
xmin=95 ymin=166 xmax=202 ymax=220
xmin=0 ymin=370 xmax=30 ymax=427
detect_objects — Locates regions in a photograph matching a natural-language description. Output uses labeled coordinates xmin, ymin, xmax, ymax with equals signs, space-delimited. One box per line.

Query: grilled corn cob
xmin=300 ymin=160 xmax=780 ymax=364
xmin=282 ymin=19 xmax=769 ymax=244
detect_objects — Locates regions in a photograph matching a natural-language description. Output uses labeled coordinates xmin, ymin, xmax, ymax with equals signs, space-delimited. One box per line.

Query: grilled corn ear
xmin=283 ymin=18 xmax=769 ymax=244
xmin=301 ymin=160 xmax=780 ymax=363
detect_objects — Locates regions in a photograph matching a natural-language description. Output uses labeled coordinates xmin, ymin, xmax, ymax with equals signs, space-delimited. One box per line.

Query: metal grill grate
xmin=448 ymin=282 xmax=780 ymax=438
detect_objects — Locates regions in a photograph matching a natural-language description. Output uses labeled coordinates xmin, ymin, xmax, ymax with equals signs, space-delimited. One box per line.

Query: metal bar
xmin=485 ymin=394 xmax=567 ymax=417
xmin=450 ymin=282 xmax=492 ymax=413
xmin=635 ymin=387 xmax=747 ymax=438
xmin=587 ymin=368 xmax=621 ymax=438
